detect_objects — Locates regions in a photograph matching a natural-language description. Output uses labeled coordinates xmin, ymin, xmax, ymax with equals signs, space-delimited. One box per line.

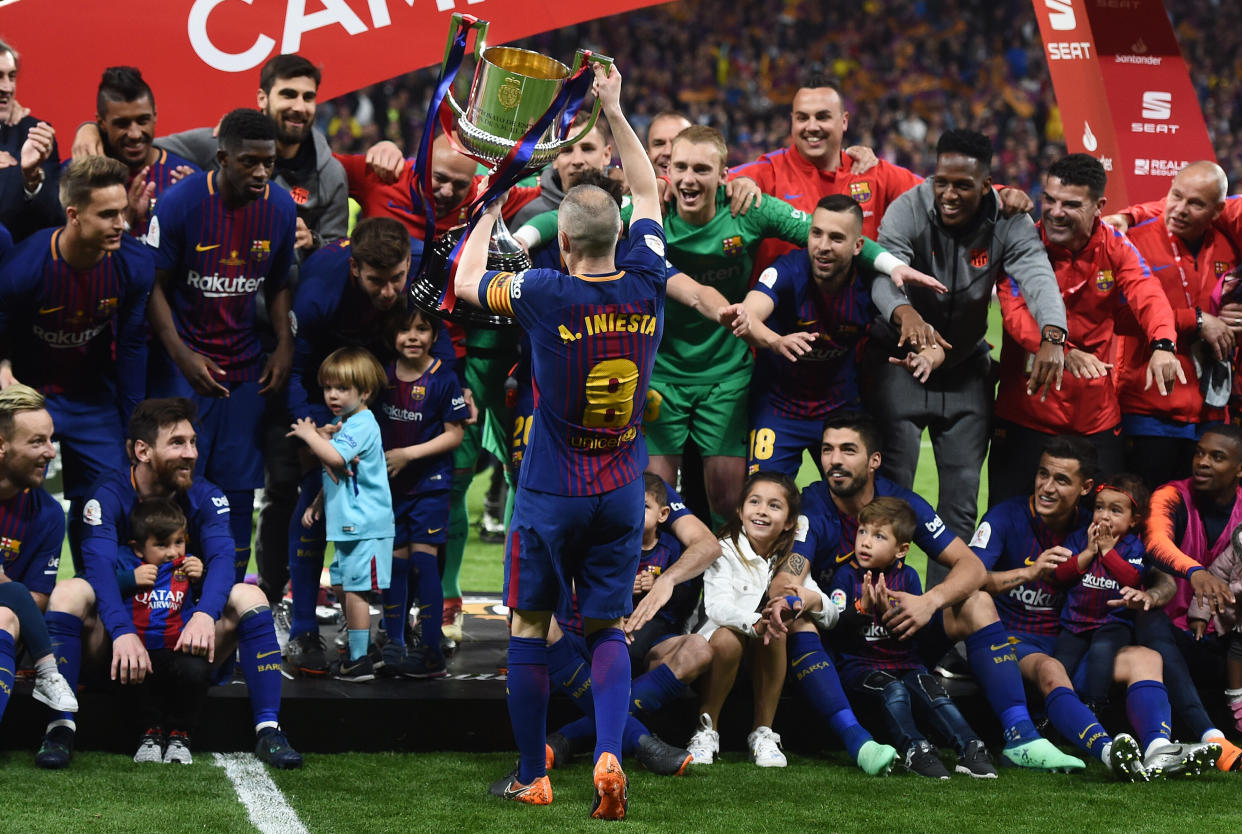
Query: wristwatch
xmin=1040 ymin=327 xmax=1066 ymax=346
xmin=1150 ymin=338 xmax=1176 ymax=353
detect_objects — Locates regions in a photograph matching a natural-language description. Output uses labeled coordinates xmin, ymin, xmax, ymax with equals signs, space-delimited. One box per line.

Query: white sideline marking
xmin=214 ymin=753 xmax=309 ymax=834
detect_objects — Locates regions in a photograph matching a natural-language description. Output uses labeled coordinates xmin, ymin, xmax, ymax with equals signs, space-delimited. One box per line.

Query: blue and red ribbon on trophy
xmin=408 ymin=18 xmax=596 ymax=313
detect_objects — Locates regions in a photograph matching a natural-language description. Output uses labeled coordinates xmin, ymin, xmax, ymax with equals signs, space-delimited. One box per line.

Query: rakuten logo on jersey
xmin=32 ymin=323 xmax=109 ymax=348
xmin=381 ymin=403 xmax=423 ymax=423
xmin=187 ymin=271 xmax=265 ymax=298
xmin=1008 ymin=584 xmax=1060 ymax=611
xmin=1045 ymin=0 xmax=1076 ymax=30
xmin=1132 ymin=91 xmax=1179 ymax=135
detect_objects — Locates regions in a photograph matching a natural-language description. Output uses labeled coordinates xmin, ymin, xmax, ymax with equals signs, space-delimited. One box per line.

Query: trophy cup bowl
xmin=409 ymin=14 xmax=612 ymax=328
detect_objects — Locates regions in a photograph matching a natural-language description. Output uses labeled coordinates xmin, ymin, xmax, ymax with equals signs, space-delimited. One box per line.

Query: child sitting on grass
xmin=291 ymin=347 xmax=394 ymax=683
xmin=828 ymin=497 xmax=996 ymax=779
xmin=121 ymin=499 xmax=209 ymax=764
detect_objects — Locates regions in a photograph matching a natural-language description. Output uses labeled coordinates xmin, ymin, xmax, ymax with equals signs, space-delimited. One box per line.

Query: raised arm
xmin=592 ymin=64 xmax=659 ymax=228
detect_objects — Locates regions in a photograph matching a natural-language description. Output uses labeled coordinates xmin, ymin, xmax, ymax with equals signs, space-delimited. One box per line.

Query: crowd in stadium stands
xmin=3 ymin=0 xmax=1242 ymax=812
xmin=320 ymin=0 xmax=1242 ymax=202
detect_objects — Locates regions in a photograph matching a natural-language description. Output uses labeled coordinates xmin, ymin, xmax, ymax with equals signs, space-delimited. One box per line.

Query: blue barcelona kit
xmin=146 ymin=170 xmax=295 ymax=490
xmin=378 ymin=358 xmax=469 ymax=546
xmin=79 ymin=471 xmax=235 ymax=641
xmin=0 ymin=486 xmax=65 ymax=596
xmin=1059 ymin=529 xmax=1146 ymax=634
xmin=123 ymin=554 xmax=199 ymax=651
xmin=970 ymin=496 xmax=1092 ymax=652
xmin=749 ymin=250 xmax=876 ymax=476
xmin=636 ymin=528 xmax=696 ymax=630
xmin=827 ymin=558 xmax=925 ymax=689
xmin=478 ymin=217 xmax=667 ymax=620
xmin=147 ymin=170 xmax=295 ymax=383
xmin=793 ymin=476 xmax=954 ymax=592
xmin=0 ymin=229 xmax=154 ymax=500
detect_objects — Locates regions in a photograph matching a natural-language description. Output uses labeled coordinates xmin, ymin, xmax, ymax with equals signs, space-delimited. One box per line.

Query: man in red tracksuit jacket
xmin=1113 ymin=161 xmax=1240 ymax=489
xmin=990 ymin=154 xmax=1180 ymax=504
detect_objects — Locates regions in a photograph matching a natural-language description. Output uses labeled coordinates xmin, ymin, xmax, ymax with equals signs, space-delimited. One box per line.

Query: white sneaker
xmin=163 ymin=732 xmax=193 ymax=764
xmin=133 ymin=730 xmax=164 ymax=764
xmin=31 ymin=670 xmax=79 ymax=713
xmin=685 ymin=713 xmax=720 ymax=765
xmin=747 ymin=725 xmax=787 ymax=767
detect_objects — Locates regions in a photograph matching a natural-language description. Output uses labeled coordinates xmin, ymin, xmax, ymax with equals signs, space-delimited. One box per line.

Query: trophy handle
xmin=563 ymin=51 xmax=614 ymax=144
xmin=441 ymin=13 xmax=490 ymax=120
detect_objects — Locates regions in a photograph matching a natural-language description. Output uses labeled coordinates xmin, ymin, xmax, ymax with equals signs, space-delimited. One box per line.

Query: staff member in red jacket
xmin=990 ymin=154 xmax=1181 ymax=504
xmin=1114 ymin=162 xmax=1240 ymax=489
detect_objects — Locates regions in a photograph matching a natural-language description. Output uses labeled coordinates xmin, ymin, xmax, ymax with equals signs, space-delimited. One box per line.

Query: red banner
xmin=1032 ymin=0 xmax=1214 ymax=207
xmin=0 ymin=0 xmax=670 ymax=151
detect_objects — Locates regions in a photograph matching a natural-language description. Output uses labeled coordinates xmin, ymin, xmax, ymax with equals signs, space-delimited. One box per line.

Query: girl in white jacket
xmin=685 ymin=471 xmax=837 ymax=767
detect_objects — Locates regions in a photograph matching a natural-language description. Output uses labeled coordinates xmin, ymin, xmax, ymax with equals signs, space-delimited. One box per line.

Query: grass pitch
xmin=1 ymin=749 xmax=1235 ymax=834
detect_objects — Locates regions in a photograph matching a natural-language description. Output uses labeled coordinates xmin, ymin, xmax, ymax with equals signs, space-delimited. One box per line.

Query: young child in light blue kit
xmin=290 ymin=346 xmax=394 ymax=682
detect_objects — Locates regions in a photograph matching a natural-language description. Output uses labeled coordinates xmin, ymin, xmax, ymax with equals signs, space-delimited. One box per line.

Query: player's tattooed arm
xmin=776 ymin=553 xmax=808 ymax=581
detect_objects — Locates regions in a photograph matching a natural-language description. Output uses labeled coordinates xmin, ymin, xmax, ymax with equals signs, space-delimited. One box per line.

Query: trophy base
xmin=408 ymin=219 xmax=530 ymax=329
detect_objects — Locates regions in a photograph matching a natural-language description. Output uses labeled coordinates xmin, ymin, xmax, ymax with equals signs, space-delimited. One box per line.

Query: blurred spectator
xmin=317 ymin=0 xmax=1237 ymax=202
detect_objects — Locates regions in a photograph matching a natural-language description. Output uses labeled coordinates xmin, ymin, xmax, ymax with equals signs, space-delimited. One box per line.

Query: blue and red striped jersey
xmin=751 ymin=249 xmax=875 ymax=419
xmin=827 ymin=558 xmax=924 ymax=677
xmin=970 ymin=496 xmax=1091 ymax=636
xmin=1059 ymin=529 xmax=1146 ymax=634
xmin=378 ymin=358 xmax=469 ymax=497
xmin=79 ymin=470 xmax=234 ymax=641
xmin=794 ymin=476 xmax=954 ymax=591
xmin=135 ymin=149 xmax=199 ymax=239
xmin=125 ymin=554 xmax=197 ymax=651
xmin=0 ymin=229 xmax=152 ymax=414
xmin=147 ymin=170 xmax=296 ymax=382
xmin=635 ymin=528 xmax=697 ymax=629
xmin=0 ymin=486 xmax=65 ymax=596
xmin=477 ymin=217 xmax=667 ymax=497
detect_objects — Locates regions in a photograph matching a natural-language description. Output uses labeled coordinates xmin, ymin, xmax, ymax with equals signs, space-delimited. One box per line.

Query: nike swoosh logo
xmin=1151 ymin=264 xmax=1170 ymax=271
xmin=836 ymin=552 xmax=854 ymax=563
xmin=195 ymin=243 xmax=221 ymax=252
xmin=503 ymin=781 xmax=540 ymax=800
xmin=791 ymin=652 xmax=814 ymax=667
xmin=783 ymin=193 xmax=802 ymax=200
xmin=428 ymin=527 xmax=443 ymax=535
xmin=796 ymin=319 xmax=818 ymax=326
xmin=1024 ymin=556 xmax=1036 ymax=566
xmin=256 ymin=649 xmax=280 ymax=659
xmin=38 ymin=306 xmax=64 ymax=314
xmin=990 ymin=640 xmax=1016 ymax=651
xmin=1078 ymin=722 xmax=1100 ymax=740
xmin=632 ymin=699 xmax=644 ymax=710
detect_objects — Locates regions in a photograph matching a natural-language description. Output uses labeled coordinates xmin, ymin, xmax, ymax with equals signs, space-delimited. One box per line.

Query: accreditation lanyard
xmin=1164 ymin=227 xmax=1201 ymax=308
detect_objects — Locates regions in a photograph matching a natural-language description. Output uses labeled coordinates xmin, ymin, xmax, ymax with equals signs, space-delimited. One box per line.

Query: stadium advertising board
xmin=1032 ymin=0 xmax=1213 ymax=205
xmin=0 ymin=0 xmax=667 ymax=145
